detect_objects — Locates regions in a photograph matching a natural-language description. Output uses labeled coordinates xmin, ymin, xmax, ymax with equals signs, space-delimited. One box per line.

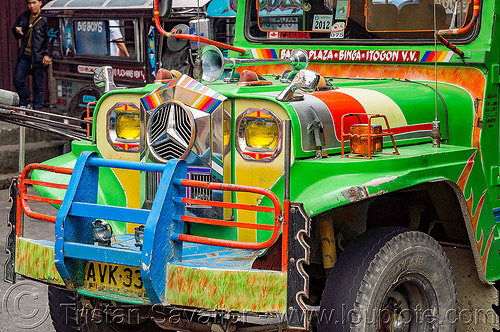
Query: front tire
xmin=48 ymin=286 xmax=166 ymax=332
xmin=318 ymin=227 xmax=457 ymax=332
xmin=48 ymin=286 xmax=81 ymax=332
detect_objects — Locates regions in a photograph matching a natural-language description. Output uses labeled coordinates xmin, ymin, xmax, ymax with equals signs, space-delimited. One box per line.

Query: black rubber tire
xmin=79 ymin=302 xmax=165 ymax=332
xmin=48 ymin=286 xmax=166 ymax=332
xmin=318 ymin=227 xmax=457 ymax=332
xmin=48 ymin=285 xmax=82 ymax=332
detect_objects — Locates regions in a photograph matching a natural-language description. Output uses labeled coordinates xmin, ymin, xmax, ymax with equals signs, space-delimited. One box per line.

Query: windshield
xmin=71 ymin=19 xmax=137 ymax=58
xmin=246 ymin=0 xmax=476 ymax=42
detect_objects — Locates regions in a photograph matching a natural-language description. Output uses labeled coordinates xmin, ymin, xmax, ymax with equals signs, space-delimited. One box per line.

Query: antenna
xmin=432 ymin=0 xmax=441 ymax=148
xmin=192 ymin=0 xmax=203 ymax=81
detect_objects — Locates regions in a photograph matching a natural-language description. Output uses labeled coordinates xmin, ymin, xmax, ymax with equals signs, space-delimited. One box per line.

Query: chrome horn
xmin=200 ymin=46 xmax=309 ymax=82
xmin=200 ymin=46 xmax=226 ymax=82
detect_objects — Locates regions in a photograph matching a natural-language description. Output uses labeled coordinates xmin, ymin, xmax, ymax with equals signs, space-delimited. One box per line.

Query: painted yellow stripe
xmin=338 ymin=88 xmax=407 ymax=128
xmin=436 ymin=51 xmax=444 ymax=62
xmin=437 ymin=51 xmax=448 ymax=62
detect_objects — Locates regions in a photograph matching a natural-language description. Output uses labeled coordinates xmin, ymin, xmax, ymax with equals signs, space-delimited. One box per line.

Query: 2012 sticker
xmin=313 ymin=15 xmax=333 ymax=31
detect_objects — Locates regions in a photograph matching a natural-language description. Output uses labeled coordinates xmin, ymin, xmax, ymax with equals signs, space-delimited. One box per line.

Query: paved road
xmin=0 ymin=186 xmax=56 ymax=332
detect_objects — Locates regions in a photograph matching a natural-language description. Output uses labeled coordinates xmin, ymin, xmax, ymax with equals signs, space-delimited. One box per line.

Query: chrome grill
xmin=188 ymin=173 xmax=212 ymax=202
xmin=145 ymin=171 xmax=161 ymax=202
xmin=147 ymin=101 xmax=194 ymax=162
xmin=145 ymin=171 xmax=212 ymax=203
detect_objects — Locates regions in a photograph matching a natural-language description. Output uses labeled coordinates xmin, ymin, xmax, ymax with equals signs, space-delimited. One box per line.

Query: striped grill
xmin=188 ymin=173 xmax=212 ymax=201
xmin=145 ymin=172 xmax=212 ymax=203
xmin=147 ymin=101 xmax=193 ymax=162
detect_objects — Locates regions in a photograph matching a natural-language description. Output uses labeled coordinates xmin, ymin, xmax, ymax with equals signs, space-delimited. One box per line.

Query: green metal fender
xmin=260 ymin=143 xmax=500 ymax=281
xmin=30 ymin=140 xmax=128 ymax=234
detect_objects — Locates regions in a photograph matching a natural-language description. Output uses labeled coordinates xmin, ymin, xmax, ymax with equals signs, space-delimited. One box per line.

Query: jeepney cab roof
xmin=43 ymin=0 xmax=211 ymax=10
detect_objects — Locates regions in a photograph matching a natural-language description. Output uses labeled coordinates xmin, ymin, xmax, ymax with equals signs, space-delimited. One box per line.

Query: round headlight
xmin=107 ymin=103 xmax=141 ymax=152
xmin=236 ymin=109 xmax=282 ymax=162
xmin=116 ymin=113 xmax=140 ymax=139
xmin=92 ymin=219 xmax=113 ymax=246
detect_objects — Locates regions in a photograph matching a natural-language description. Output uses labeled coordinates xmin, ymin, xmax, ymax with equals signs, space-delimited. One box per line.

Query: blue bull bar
xmin=55 ymin=151 xmax=186 ymax=304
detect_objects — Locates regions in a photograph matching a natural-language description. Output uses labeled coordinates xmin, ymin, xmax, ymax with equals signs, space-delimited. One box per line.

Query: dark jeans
xmin=13 ymin=53 xmax=44 ymax=110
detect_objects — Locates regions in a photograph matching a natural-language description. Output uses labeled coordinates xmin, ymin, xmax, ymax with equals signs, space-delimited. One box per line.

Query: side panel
xmin=233 ymin=99 xmax=291 ymax=242
xmin=95 ymin=93 xmax=144 ymax=233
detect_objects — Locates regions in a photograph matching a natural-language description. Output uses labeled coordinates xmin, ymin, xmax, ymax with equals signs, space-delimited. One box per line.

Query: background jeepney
xmin=6 ymin=0 xmax=500 ymax=331
xmin=43 ymin=0 xmax=235 ymax=120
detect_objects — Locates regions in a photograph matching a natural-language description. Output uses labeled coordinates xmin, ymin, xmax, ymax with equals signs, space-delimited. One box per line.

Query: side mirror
xmin=157 ymin=0 xmax=172 ymax=18
xmin=276 ymin=69 xmax=320 ymax=102
xmin=94 ymin=66 xmax=117 ymax=93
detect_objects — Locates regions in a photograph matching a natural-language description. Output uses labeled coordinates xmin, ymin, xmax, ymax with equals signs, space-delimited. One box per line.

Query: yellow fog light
xmin=116 ymin=113 xmax=140 ymax=139
xmin=107 ymin=103 xmax=141 ymax=152
xmin=236 ymin=108 xmax=282 ymax=162
xmin=245 ymin=120 xmax=279 ymax=149
xmin=223 ymin=114 xmax=231 ymax=147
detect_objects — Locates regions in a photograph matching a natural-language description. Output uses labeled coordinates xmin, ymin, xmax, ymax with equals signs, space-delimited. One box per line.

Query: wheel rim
xmin=378 ymin=273 xmax=439 ymax=332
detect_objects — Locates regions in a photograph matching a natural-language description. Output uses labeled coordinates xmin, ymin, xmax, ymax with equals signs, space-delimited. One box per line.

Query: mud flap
xmin=4 ymin=178 xmax=18 ymax=283
xmin=492 ymin=281 xmax=500 ymax=332
xmin=286 ymin=203 xmax=311 ymax=330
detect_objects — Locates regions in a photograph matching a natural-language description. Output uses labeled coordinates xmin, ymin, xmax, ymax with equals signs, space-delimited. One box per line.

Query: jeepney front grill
xmin=146 ymin=171 xmax=161 ymax=203
xmin=188 ymin=173 xmax=212 ymax=202
xmin=145 ymin=172 xmax=212 ymax=203
xmin=146 ymin=101 xmax=194 ymax=162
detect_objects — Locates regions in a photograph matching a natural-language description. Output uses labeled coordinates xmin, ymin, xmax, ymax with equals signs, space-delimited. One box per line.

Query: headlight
xmin=107 ymin=103 xmax=141 ymax=152
xmin=116 ymin=113 xmax=140 ymax=139
xmin=134 ymin=225 xmax=144 ymax=249
xmin=92 ymin=219 xmax=113 ymax=246
xmin=245 ymin=120 xmax=279 ymax=149
xmin=236 ymin=109 xmax=282 ymax=162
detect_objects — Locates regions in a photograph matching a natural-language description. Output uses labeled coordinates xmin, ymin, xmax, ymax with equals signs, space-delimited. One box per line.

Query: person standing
xmin=12 ymin=0 xmax=51 ymax=111
xmin=109 ymin=20 xmax=130 ymax=57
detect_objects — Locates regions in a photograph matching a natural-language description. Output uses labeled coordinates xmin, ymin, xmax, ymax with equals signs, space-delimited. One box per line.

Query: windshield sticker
xmin=258 ymin=0 xmax=305 ymax=14
xmin=313 ymin=15 xmax=333 ymax=31
xmin=330 ymin=22 xmax=345 ymax=39
xmin=260 ymin=16 xmax=299 ymax=30
xmin=335 ymin=1 xmax=349 ymax=20
xmin=78 ymin=65 xmax=146 ymax=80
xmin=267 ymin=31 xmax=280 ymax=39
xmin=278 ymin=32 xmax=311 ymax=39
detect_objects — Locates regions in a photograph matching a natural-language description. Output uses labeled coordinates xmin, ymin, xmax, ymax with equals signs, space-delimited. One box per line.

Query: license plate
xmin=84 ymin=261 xmax=145 ymax=297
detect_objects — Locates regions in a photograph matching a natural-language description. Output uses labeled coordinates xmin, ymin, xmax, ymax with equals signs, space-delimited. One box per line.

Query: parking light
xmin=135 ymin=225 xmax=145 ymax=249
xmin=92 ymin=219 xmax=113 ymax=246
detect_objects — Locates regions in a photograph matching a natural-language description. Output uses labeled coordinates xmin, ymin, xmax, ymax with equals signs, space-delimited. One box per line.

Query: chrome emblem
xmin=146 ymin=101 xmax=194 ymax=162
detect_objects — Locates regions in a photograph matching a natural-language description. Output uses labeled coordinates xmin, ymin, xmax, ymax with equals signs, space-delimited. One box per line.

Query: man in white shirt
xmin=109 ymin=20 xmax=129 ymax=57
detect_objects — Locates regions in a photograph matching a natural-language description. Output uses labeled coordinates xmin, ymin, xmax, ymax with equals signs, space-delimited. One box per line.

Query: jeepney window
xmin=72 ymin=19 xmax=136 ymax=58
xmin=246 ymin=0 xmax=477 ymax=41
